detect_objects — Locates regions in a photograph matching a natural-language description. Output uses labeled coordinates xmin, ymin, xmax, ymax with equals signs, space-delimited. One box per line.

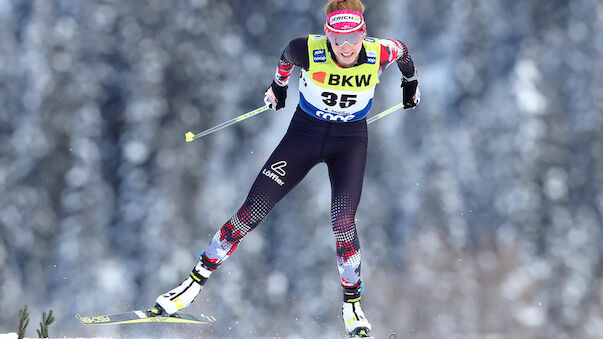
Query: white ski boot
xmin=154 ymin=262 xmax=212 ymax=315
xmin=342 ymin=301 xmax=372 ymax=337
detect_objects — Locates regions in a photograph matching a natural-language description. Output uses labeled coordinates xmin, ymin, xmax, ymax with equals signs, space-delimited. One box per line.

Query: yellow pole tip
xmin=185 ymin=132 xmax=195 ymax=142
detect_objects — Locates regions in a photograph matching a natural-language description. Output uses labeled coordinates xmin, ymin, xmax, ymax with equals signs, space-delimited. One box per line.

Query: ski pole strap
xmin=185 ymin=105 xmax=270 ymax=142
xmin=366 ymin=102 xmax=405 ymax=125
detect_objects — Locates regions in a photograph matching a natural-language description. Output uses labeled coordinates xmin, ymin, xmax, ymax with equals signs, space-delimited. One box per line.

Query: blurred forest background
xmin=1 ymin=0 xmax=602 ymax=338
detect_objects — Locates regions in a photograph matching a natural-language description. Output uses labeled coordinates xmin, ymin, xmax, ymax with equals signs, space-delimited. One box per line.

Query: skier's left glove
xmin=264 ymin=80 xmax=288 ymax=110
xmin=402 ymin=69 xmax=420 ymax=109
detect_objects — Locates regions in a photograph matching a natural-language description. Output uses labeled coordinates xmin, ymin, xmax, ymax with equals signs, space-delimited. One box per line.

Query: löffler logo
xmin=270 ymin=161 xmax=287 ymax=176
xmin=262 ymin=160 xmax=287 ymax=186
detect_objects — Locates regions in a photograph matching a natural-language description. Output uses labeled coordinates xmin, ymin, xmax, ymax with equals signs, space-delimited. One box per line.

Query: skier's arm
xmin=380 ymin=39 xmax=420 ymax=109
xmin=276 ymin=37 xmax=309 ymax=85
xmin=265 ymin=38 xmax=309 ymax=110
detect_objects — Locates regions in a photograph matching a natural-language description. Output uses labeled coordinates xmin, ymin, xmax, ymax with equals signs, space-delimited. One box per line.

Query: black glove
xmin=401 ymin=70 xmax=420 ymax=109
xmin=265 ymin=80 xmax=288 ymax=110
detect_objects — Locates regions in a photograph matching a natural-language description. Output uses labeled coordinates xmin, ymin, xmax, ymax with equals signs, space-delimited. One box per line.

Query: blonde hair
xmin=325 ymin=0 xmax=365 ymax=14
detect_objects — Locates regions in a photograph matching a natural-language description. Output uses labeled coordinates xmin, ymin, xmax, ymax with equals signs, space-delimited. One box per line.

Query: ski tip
xmin=75 ymin=313 xmax=94 ymax=325
xmin=75 ymin=313 xmax=109 ymax=325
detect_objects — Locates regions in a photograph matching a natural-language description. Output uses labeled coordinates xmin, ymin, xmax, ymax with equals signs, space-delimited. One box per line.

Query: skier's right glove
xmin=264 ymin=80 xmax=287 ymax=110
xmin=402 ymin=69 xmax=420 ymax=109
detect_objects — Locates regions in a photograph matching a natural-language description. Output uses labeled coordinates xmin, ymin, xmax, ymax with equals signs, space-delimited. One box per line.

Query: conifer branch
xmin=36 ymin=310 xmax=55 ymax=338
xmin=17 ymin=305 xmax=30 ymax=339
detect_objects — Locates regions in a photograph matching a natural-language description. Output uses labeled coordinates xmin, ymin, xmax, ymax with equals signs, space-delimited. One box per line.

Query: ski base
xmin=76 ymin=309 xmax=215 ymax=325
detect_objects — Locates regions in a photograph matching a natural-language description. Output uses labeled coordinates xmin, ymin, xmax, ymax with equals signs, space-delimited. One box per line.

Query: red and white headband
xmin=325 ymin=10 xmax=366 ymax=33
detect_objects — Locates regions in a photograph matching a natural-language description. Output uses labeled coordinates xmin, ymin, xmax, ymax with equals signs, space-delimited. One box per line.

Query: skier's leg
xmin=156 ymin=129 xmax=319 ymax=314
xmin=327 ymin=138 xmax=367 ymax=295
xmin=201 ymin=131 xmax=320 ymax=270
xmin=326 ymin=137 xmax=372 ymax=335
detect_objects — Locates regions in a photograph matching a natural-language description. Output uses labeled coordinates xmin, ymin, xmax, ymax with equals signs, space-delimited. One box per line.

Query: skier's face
xmin=330 ymin=40 xmax=363 ymax=68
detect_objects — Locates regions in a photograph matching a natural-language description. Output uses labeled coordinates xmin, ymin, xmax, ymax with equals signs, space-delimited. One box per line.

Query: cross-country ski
xmin=76 ymin=309 xmax=215 ymax=326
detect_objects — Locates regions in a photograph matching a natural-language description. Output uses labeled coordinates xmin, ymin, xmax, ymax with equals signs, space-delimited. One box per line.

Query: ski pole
xmin=185 ymin=102 xmax=405 ymax=142
xmin=366 ymin=102 xmax=406 ymax=125
xmin=185 ymin=105 xmax=270 ymax=142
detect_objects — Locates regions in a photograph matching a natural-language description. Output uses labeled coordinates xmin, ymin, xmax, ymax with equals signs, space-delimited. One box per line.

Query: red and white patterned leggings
xmin=200 ymin=108 xmax=367 ymax=293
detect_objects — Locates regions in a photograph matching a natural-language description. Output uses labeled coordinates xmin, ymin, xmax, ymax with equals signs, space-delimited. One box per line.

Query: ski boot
xmin=154 ymin=261 xmax=212 ymax=315
xmin=343 ymin=301 xmax=372 ymax=338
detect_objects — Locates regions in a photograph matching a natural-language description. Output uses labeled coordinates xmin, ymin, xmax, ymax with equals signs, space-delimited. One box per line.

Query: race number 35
xmin=321 ymin=92 xmax=357 ymax=109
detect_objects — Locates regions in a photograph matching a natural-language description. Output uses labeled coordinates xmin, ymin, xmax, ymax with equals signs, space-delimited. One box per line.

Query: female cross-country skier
xmin=154 ymin=0 xmax=420 ymax=336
